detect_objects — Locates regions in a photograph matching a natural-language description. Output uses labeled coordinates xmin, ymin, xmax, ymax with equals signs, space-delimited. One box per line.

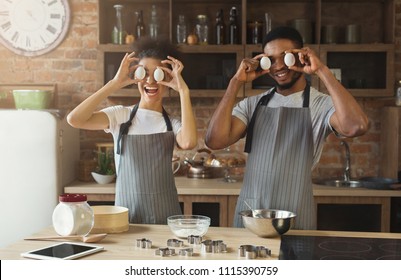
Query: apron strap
xmin=244 ymin=84 xmax=311 ymax=153
xmin=116 ymin=105 xmax=172 ymax=155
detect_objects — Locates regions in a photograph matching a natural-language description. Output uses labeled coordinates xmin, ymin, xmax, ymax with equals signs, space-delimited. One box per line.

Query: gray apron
xmin=115 ymin=105 xmax=182 ymax=224
xmin=234 ymin=85 xmax=315 ymax=229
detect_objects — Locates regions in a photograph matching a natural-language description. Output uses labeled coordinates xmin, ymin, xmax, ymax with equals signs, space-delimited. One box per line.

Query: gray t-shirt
xmin=232 ymin=87 xmax=335 ymax=169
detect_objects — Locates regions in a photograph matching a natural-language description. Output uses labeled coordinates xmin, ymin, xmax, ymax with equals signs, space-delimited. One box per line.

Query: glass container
xmin=176 ymin=15 xmax=187 ymax=44
xmin=52 ymin=194 xmax=94 ymax=236
xmin=396 ymin=80 xmax=401 ymax=106
xmin=215 ymin=9 xmax=225 ymax=45
xmin=111 ymin=4 xmax=125 ymax=44
xmin=149 ymin=5 xmax=159 ymax=39
xmin=229 ymin=7 xmax=239 ymax=44
xmin=135 ymin=10 xmax=145 ymax=39
xmin=195 ymin=15 xmax=209 ymax=45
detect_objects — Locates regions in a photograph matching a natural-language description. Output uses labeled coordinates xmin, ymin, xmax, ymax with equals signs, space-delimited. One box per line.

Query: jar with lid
xmin=52 ymin=194 xmax=94 ymax=236
xmin=195 ymin=15 xmax=209 ymax=45
xmin=396 ymin=80 xmax=401 ymax=106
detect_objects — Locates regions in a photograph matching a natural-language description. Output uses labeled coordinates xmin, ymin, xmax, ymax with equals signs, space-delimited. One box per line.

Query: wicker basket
xmin=79 ymin=160 xmax=97 ymax=182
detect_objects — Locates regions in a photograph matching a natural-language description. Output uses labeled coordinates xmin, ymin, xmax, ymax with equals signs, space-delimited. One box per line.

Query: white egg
xmin=284 ymin=53 xmax=296 ymax=67
xmin=260 ymin=56 xmax=271 ymax=70
xmin=154 ymin=68 xmax=164 ymax=82
xmin=135 ymin=66 xmax=146 ymax=80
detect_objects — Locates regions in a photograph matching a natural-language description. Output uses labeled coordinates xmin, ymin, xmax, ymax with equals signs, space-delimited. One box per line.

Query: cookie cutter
xmin=187 ymin=235 xmax=202 ymax=245
xmin=178 ymin=248 xmax=194 ymax=257
xmin=201 ymin=240 xmax=227 ymax=253
xmin=167 ymin=239 xmax=184 ymax=247
xmin=136 ymin=238 xmax=152 ymax=249
xmin=238 ymin=245 xmax=271 ymax=259
xmin=155 ymin=247 xmax=176 ymax=257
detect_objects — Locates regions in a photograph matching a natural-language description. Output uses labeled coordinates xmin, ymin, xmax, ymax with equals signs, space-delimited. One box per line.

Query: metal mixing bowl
xmin=239 ymin=209 xmax=296 ymax=238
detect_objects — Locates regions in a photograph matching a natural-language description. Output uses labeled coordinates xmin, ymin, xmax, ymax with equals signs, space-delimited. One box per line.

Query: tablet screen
xmin=21 ymin=242 xmax=104 ymax=260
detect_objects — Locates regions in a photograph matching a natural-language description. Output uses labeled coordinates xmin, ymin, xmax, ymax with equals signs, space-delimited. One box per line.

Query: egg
xmin=284 ymin=53 xmax=296 ymax=67
xmin=134 ymin=66 xmax=145 ymax=80
xmin=154 ymin=68 xmax=164 ymax=82
xmin=260 ymin=56 xmax=271 ymax=70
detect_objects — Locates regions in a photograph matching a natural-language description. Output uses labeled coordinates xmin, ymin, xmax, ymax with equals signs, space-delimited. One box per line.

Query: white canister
xmin=52 ymin=194 xmax=94 ymax=236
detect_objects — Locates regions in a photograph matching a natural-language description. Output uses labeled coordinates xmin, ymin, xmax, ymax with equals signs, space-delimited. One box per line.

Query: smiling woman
xmin=67 ymin=37 xmax=197 ymax=225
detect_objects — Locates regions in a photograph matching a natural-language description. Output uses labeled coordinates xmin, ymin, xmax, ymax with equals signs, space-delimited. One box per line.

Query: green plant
xmin=95 ymin=151 xmax=115 ymax=175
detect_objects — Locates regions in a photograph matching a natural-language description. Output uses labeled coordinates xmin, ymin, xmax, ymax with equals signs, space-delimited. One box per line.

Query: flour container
xmin=52 ymin=194 xmax=94 ymax=236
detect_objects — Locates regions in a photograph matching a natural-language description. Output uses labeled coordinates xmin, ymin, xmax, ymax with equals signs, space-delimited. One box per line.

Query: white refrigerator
xmin=0 ymin=109 xmax=80 ymax=248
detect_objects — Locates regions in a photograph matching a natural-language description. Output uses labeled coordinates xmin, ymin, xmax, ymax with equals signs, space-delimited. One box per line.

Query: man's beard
xmin=274 ymin=72 xmax=302 ymax=91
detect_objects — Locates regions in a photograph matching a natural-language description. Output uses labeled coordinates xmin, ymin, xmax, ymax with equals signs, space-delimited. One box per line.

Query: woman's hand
xmin=112 ymin=52 xmax=142 ymax=88
xmin=158 ymin=56 xmax=189 ymax=94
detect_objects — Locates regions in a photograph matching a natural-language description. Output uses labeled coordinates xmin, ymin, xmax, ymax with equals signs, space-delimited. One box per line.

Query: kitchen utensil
xmin=239 ymin=209 xmax=296 ymax=238
xmin=167 ymin=215 xmax=210 ymax=239
xmin=184 ymin=148 xmax=214 ymax=178
xmin=24 ymin=233 xmax=107 ymax=243
xmin=203 ymin=148 xmax=246 ymax=182
xmin=243 ymin=200 xmax=263 ymax=218
xmin=172 ymin=156 xmax=181 ymax=175
xmin=90 ymin=205 xmax=129 ymax=234
xmin=359 ymin=177 xmax=401 ymax=190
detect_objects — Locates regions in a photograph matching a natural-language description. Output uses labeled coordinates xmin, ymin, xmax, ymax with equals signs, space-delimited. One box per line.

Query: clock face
xmin=0 ymin=0 xmax=71 ymax=57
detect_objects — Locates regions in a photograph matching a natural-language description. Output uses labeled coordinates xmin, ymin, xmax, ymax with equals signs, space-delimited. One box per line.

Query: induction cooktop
xmin=279 ymin=235 xmax=401 ymax=260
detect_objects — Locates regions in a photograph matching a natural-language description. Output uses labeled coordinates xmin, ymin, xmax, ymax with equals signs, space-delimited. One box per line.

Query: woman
xmin=67 ymin=39 xmax=197 ymax=224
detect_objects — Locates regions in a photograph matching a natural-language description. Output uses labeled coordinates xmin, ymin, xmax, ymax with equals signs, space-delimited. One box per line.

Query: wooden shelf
xmin=97 ymin=0 xmax=395 ymax=98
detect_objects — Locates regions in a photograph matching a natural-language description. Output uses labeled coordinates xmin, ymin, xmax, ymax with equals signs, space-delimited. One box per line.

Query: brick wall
xmin=1 ymin=0 xmax=400 ymax=179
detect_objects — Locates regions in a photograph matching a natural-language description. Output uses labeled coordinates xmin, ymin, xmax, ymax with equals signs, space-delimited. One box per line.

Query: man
xmin=205 ymin=26 xmax=369 ymax=229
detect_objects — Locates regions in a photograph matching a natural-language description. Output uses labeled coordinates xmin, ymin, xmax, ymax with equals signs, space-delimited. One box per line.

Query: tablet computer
xmin=21 ymin=242 xmax=104 ymax=260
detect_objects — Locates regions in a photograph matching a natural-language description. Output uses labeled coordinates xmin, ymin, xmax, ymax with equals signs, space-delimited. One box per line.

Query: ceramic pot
xmin=91 ymin=172 xmax=116 ymax=184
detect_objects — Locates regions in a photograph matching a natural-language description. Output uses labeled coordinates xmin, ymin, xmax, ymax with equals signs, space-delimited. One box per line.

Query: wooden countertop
xmin=2 ymin=224 xmax=401 ymax=260
xmin=64 ymin=177 xmax=401 ymax=197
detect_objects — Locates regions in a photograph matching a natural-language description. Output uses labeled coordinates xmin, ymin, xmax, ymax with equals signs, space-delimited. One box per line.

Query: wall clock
xmin=0 ymin=0 xmax=71 ymax=57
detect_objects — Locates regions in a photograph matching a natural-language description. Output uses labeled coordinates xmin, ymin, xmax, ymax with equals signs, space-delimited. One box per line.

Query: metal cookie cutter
xmin=179 ymin=248 xmax=194 ymax=257
xmin=201 ymin=240 xmax=227 ymax=253
xmin=136 ymin=238 xmax=152 ymax=249
xmin=187 ymin=235 xmax=202 ymax=245
xmin=167 ymin=239 xmax=184 ymax=247
xmin=238 ymin=245 xmax=271 ymax=259
xmin=155 ymin=247 xmax=176 ymax=257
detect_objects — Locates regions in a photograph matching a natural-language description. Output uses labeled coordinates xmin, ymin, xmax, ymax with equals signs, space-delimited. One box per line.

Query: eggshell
xmin=260 ymin=56 xmax=271 ymax=70
xmin=154 ymin=68 xmax=164 ymax=82
xmin=284 ymin=53 xmax=296 ymax=67
xmin=135 ymin=66 xmax=146 ymax=80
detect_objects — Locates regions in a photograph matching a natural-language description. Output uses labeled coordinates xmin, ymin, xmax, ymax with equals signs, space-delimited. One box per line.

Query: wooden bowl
xmin=90 ymin=206 xmax=129 ymax=234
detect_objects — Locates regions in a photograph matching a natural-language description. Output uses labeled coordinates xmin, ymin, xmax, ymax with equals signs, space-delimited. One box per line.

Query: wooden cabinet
xmin=97 ymin=0 xmax=395 ymax=98
xmin=380 ymin=106 xmax=401 ymax=178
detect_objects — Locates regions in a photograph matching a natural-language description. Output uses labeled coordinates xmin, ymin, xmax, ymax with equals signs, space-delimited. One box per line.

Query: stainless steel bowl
xmin=239 ymin=209 xmax=296 ymax=238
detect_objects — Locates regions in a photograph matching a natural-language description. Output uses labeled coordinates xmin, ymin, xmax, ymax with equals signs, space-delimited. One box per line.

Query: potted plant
xmin=91 ymin=150 xmax=116 ymax=184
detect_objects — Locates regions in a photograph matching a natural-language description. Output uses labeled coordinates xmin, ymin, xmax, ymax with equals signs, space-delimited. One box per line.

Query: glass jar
xmin=52 ymin=194 xmax=94 ymax=236
xmin=176 ymin=15 xmax=187 ymax=44
xmin=111 ymin=4 xmax=125 ymax=44
xmin=195 ymin=15 xmax=209 ymax=45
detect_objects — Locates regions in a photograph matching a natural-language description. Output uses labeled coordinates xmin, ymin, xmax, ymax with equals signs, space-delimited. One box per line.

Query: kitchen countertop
xmin=64 ymin=176 xmax=401 ymax=197
xmin=2 ymin=224 xmax=401 ymax=260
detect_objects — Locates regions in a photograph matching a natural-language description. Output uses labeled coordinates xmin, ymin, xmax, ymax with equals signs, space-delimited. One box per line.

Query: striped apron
xmin=115 ymin=105 xmax=182 ymax=224
xmin=234 ymin=85 xmax=315 ymax=229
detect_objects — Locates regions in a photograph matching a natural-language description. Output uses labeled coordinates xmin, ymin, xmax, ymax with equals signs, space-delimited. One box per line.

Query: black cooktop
xmin=279 ymin=235 xmax=401 ymax=260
